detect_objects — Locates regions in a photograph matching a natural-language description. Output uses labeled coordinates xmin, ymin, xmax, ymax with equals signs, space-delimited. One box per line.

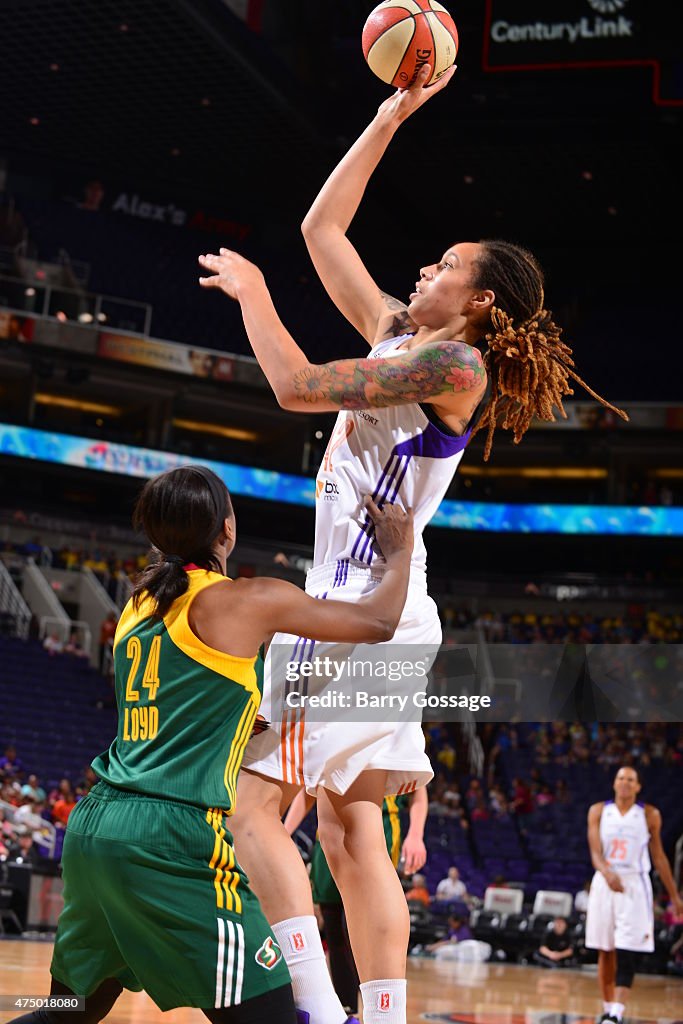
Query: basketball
xmin=362 ymin=1 xmax=458 ymax=88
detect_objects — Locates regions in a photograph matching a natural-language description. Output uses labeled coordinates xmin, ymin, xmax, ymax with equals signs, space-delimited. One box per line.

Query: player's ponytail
xmin=469 ymin=239 xmax=628 ymax=460
xmin=132 ymin=466 xmax=232 ymax=619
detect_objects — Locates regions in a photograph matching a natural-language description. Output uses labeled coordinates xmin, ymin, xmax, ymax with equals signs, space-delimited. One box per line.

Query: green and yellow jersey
xmin=92 ymin=569 xmax=260 ymax=811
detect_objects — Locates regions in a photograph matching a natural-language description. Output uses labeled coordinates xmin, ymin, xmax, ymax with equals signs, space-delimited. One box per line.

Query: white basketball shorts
xmin=585 ymin=870 xmax=654 ymax=953
xmin=242 ymin=560 xmax=439 ymax=796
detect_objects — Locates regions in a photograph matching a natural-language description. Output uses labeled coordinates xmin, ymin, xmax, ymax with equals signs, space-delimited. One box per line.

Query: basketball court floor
xmin=1 ymin=939 xmax=680 ymax=1024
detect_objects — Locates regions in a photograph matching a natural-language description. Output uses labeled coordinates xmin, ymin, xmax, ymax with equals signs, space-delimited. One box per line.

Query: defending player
xmin=586 ymin=765 xmax=683 ymax=1024
xmin=7 ymin=466 xmax=413 ymax=1024
xmin=198 ymin=64 xmax=627 ymax=1024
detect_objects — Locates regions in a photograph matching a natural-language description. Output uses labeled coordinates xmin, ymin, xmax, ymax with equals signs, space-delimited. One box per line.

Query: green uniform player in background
xmin=8 ymin=466 xmax=414 ymax=1024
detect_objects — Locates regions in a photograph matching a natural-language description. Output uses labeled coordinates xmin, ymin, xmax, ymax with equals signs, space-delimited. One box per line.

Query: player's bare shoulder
xmin=588 ymin=800 xmax=605 ymax=821
xmin=373 ymin=292 xmax=418 ymax=345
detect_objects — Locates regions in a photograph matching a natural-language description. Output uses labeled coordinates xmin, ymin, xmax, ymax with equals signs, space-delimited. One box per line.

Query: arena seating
xmin=0 ymin=635 xmax=115 ymax=787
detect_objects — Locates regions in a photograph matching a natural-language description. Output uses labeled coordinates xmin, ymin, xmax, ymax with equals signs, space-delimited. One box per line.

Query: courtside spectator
xmin=425 ymin=914 xmax=473 ymax=954
xmin=406 ymin=874 xmax=431 ymax=905
xmin=435 ymin=866 xmax=467 ymax=902
xmin=533 ymin=917 xmax=575 ymax=968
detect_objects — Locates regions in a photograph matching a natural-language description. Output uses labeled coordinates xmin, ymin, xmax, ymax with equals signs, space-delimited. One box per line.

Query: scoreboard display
xmin=483 ymin=0 xmax=683 ymax=104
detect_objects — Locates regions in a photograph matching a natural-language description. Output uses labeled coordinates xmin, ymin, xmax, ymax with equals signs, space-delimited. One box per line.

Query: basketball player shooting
xmin=586 ymin=766 xmax=683 ymax=1024
xmin=198 ymin=64 xmax=627 ymax=1024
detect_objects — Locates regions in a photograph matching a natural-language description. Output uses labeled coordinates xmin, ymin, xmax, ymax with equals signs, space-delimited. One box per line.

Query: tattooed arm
xmin=290 ymin=343 xmax=485 ymax=412
xmin=198 ymin=248 xmax=485 ymax=414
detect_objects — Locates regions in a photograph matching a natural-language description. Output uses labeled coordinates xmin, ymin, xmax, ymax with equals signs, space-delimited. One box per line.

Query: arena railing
xmin=0 ymin=272 xmax=152 ymax=335
xmin=0 ymin=559 xmax=31 ymax=639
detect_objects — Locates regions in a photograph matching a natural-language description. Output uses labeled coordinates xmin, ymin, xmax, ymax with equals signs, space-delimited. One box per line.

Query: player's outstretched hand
xmin=378 ymin=62 xmax=456 ymax=123
xmin=364 ymin=496 xmax=414 ymax=562
xmin=198 ymin=248 xmax=264 ymax=300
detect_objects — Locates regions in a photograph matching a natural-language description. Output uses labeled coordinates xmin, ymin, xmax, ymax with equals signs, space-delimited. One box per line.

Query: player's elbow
xmin=302 ymin=211 xmax=325 ymax=237
xmin=301 ymin=213 xmax=316 ymax=237
xmin=302 ymin=214 xmax=340 ymax=242
xmin=275 ymin=387 xmax=300 ymax=412
xmin=276 ymin=392 xmax=294 ymax=411
xmin=365 ymin=617 xmax=396 ymax=643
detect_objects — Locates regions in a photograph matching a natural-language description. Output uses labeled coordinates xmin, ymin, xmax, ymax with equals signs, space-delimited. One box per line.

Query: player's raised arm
xmin=301 ymin=63 xmax=456 ymax=347
xmin=198 ymin=248 xmax=485 ymax=414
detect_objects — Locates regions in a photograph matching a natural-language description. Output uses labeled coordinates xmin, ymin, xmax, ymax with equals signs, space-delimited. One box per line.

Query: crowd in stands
xmin=440 ymin=605 xmax=683 ymax=644
xmin=0 ymin=743 xmax=99 ymax=864
xmin=1 ymin=534 xmax=145 ymax=581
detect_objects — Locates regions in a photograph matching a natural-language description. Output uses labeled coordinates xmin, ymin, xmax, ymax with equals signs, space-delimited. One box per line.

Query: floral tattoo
xmin=292 ymin=342 xmax=486 ymax=408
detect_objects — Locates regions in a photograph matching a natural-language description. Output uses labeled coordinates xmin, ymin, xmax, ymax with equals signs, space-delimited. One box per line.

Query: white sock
xmin=610 ymin=1003 xmax=625 ymax=1020
xmin=360 ymin=979 xmax=407 ymax=1024
xmin=272 ymin=916 xmax=347 ymax=1024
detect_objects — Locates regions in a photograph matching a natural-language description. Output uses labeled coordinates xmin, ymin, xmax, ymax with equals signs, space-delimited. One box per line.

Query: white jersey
xmin=599 ymin=800 xmax=651 ymax=874
xmin=314 ymin=335 xmax=474 ymax=576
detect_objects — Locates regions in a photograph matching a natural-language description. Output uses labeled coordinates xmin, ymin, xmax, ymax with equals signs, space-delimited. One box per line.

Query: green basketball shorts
xmin=51 ymin=782 xmax=291 ymax=1011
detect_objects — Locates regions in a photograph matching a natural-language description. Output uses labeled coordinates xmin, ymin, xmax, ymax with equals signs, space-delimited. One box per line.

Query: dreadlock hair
xmin=132 ymin=465 xmax=233 ymax=619
xmin=469 ymin=239 xmax=629 ymax=460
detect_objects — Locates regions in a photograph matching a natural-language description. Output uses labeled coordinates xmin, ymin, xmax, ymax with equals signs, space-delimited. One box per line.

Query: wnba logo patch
xmin=255 ymin=936 xmax=282 ymax=970
xmin=378 ymin=991 xmax=392 ymax=1012
xmin=288 ymin=931 xmax=307 ymax=953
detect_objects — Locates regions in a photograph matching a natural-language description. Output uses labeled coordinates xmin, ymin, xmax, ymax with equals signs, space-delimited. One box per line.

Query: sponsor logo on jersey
xmin=316 ymin=479 xmax=339 ymax=502
xmin=322 ymin=418 xmax=354 ymax=472
xmin=255 ymin=936 xmax=282 ymax=970
xmin=357 ymin=410 xmax=379 ymax=426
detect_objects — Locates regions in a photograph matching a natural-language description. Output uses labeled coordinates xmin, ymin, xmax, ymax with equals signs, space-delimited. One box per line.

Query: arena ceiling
xmin=0 ymin=0 xmax=680 ymax=246
xmin=0 ymin=0 xmax=317 ymax=204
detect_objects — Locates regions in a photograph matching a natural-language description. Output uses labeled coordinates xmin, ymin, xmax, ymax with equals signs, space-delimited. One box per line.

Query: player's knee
xmin=317 ymin=818 xmax=346 ymax=870
xmin=231 ymin=778 xmax=282 ymax=835
xmin=615 ymin=948 xmax=637 ymax=988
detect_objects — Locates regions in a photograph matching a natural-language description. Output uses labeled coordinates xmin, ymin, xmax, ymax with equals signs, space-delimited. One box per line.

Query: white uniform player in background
xmin=586 ymin=766 xmax=683 ymax=1024
xmin=199 ymin=57 xmax=626 ymax=1024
